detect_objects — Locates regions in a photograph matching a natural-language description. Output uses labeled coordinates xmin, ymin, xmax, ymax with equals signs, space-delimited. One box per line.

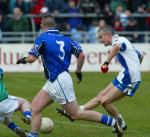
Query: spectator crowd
xmin=0 ymin=0 xmax=150 ymax=43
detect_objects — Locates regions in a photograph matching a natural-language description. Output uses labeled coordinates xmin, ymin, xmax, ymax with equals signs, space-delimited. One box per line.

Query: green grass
xmin=1 ymin=72 xmax=150 ymax=137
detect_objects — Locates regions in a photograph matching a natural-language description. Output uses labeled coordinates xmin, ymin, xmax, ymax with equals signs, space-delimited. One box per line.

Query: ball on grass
xmin=40 ymin=117 xmax=54 ymax=133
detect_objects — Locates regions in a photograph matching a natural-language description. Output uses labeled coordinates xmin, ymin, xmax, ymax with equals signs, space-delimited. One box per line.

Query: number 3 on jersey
xmin=56 ymin=40 xmax=65 ymax=60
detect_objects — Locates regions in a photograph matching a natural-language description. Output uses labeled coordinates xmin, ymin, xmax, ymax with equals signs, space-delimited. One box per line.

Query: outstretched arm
xmin=17 ymin=37 xmax=44 ymax=64
xmin=105 ymin=44 xmax=120 ymax=64
xmin=101 ymin=44 xmax=120 ymax=73
xmin=16 ymin=54 xmax=37 ymax=64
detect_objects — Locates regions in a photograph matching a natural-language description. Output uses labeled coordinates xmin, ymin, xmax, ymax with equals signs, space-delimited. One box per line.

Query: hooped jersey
xmin=29 ymin=29 xmax=83 ymax=82
xmin=112 ymin=34 xmax=141 ymax=84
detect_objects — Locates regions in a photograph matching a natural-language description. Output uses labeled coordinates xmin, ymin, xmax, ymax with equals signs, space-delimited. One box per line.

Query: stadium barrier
xmin=0 ymin=44 xmax=149 ymax=72
xmin=0 ymin=31 xmax=150 ymax=43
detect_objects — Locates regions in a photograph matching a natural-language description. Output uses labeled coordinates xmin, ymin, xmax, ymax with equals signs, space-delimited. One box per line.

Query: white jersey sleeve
xmin=112 ymin=34 xmax=120 ymax=47
xmin=112 ymin=34 xmax=127 ymax=51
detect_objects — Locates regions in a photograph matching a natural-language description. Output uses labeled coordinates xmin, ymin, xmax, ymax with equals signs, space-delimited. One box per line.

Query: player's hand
xmin=75 ymin=71 xmax=82 ymax=84
xmin=101 ymin=61 xmax=109 ymax=73
xmin=16 ymin=57 xmax=27 ymax=64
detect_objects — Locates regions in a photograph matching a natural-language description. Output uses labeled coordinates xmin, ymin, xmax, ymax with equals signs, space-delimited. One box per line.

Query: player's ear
xmin=40 ymin=23 xmax=44 ymax=29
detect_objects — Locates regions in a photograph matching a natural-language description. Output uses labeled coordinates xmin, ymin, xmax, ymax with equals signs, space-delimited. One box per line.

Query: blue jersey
xmin=29 ymin=29 xmax=83 ymax=82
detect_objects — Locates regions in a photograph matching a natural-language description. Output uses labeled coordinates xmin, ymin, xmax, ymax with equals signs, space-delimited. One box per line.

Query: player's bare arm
xmin=76 ymin=52 xmax=85 ymax=72
xmin=106 ymin=44 xmax=120 ymax=63
xmin=101 ymin=44 xmax=120 ymax=73
xmin=16 ymin=54 xmax=37 ymax=64
xmin=25 ymin=54 xmax=37 ymax=63
xmin=75 ymin=52 xmax=85 ymax=84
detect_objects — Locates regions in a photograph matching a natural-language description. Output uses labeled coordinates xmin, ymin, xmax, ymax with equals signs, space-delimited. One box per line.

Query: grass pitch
xmin=1 ymin=72 xmax=150 ymax=137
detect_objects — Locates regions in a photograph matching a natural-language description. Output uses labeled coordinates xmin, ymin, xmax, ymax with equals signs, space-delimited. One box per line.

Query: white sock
xmin=111 ymin=118 xmax=116 ymax=127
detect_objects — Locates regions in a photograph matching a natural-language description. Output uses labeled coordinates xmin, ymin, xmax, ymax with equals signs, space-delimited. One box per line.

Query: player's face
xmin=98 ymin=32 xmax=111 ymax=46
xmin=40 ymin=19 xmax=47 ymax=32
xmin=40 ymin=22 xmax=44 ymax=31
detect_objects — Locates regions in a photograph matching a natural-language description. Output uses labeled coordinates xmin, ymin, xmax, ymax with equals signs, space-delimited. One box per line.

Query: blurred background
xmin=0 ymin=0 xmax=150 ymax=43
xmin=1 ymin=1 xmax=150 ymax=137
xmin=0 ymin=0 xmax=150 ymax=72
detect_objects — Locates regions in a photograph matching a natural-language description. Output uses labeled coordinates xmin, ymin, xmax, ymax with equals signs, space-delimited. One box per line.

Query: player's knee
xmin=95 ymin=96 xmax=102 ymax=104
xmin=70 ymin=115 xmax=78 ymax=120
xmin=31 ymin=105 xmax=40 ymax=114
xmin=69 ymin=111 xmax=80 ymax=120
xmin=21 ymin=98 xmax=28 ymax=104
xmin=69 ymin=113 xmax=78 ymax=120
xmin=101 ymin=98 xmax=109 ymax=107
xmin=17 ymin=97 xmax=26 ymax=107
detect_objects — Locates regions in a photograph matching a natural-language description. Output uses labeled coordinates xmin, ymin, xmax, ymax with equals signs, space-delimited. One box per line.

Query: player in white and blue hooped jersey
xmin=111 ymin=34 xmax=142 ymax=96
xmin=17 ymin=16 xmax=124 ymax=137
xmin=80 ymin=25 xmax=144 ymax=135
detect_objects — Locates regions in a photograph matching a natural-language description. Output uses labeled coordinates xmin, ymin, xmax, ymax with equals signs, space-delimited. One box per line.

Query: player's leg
xmin=54 ymin=71 xmax=123 ymax=136
xmin=57 ymin=83 xmax=114 ymax=118
xmin=101 ymin=79 xmax=141 ymax=122
xmin=100 ymin=86 xmax=127 ymax=131
xmin=81 ymin=83 xmax=114 ymax=110
xmin=101 ymin=87 xmax=125 ymax=116
xmin=4 ymin=115 xmax=26 ymax=137
xmin=54 ymin=71 xmax=115 ymax=124
xmin=62 ymin=100 xmax=123 ymax=137
xmin=62 ymin=100 xmax=113 ymax=123
xmin=0 ymin=97 xmax=27 ymax=137
xmin=14 ymin=96 xmax=31 ymax=124
xmin=57 ymin=82 xmax=126 ymax=132
xmin=81 ymin=84 xmax=127 ymax=133
xmin=27 ymin=89 xmax=53 ymax=137
xmin=79 ymin=82 xmax=127 ymax=132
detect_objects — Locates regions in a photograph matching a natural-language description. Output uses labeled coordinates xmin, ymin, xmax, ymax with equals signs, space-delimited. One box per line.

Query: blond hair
xmin=41 ymin=14 xmax=56 ymax=28
xmin=98 ymin=25 xmax=114 ymax=35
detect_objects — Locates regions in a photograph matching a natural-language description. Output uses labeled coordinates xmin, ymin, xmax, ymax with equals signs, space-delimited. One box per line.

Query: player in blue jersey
xmin=0 ymin=68 xmax=31 ymax=137
xmin=16 ymin=15 xmax=123 ymax=137
xmin=79 ymin=25 xmax=144 ymax=132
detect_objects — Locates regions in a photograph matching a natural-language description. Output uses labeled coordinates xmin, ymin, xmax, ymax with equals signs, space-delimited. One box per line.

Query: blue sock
xmin=100 ymin=114 xmax=115 ymax=127
xmin=8 ymin=122 xmax=18 ymax=131
xmin=23 ymin=111 xmax=32 ymax=118
xmin=28 ymin=132 xmax=38 ymax=137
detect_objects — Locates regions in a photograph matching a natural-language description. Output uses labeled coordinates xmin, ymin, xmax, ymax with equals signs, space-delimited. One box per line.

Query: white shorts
xmin=42 ymin=71 xmax=76 ymax=104
xmin=112 ymin=78 xmax=141 ymax=97
xmin=0 ymin=96 xmax=19 ymax=123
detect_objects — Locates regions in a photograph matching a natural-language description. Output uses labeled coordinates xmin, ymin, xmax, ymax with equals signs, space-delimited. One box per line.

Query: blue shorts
xmin=112 ymin=78 xmax=141 ymax=97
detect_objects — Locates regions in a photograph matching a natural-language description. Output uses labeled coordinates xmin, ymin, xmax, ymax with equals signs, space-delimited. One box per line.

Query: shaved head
xmin=97 ymin=25 xmax=114 ymax=46
xmin=98 ymin=25 xmax=114 ymax=35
